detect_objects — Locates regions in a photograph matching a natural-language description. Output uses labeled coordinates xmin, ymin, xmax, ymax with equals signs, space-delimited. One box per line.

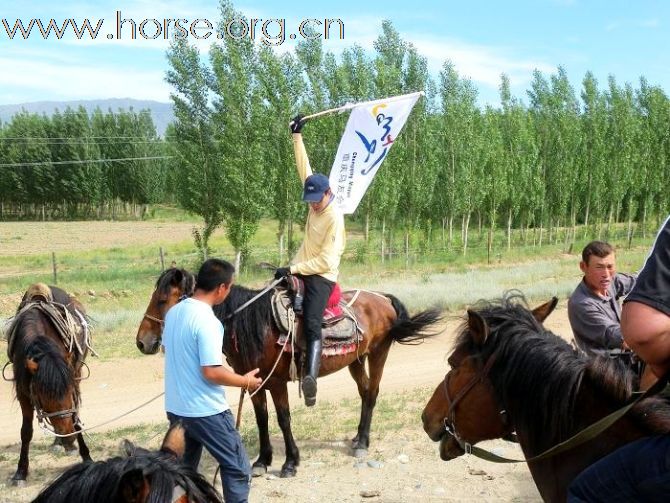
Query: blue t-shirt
xmin=163 ymin=298 xmax=229 ymax=417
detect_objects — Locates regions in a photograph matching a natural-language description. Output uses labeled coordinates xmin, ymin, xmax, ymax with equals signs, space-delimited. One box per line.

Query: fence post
xmin=52 ymin=252 xmax=57 ymax=285
xmin=159 ymin=247 xmax=165 ymax=271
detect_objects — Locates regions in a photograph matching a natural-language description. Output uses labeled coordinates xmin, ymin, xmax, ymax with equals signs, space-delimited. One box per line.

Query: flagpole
xmin=296 ymin=91 xmax=425 ymax=123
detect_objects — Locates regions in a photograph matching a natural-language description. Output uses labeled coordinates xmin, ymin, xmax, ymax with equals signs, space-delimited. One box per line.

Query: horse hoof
xmin=280 ymin=466 xmax=296 ymax=478
xmin=65 ymin=448 xmax=78 ymax=457
xmin=251 ymin=464 xmax=267 ymax=478
xmin=50 ymin=444 xmax=64 ymax=454
xmin=10 ymin=478 xmax=26 ymax=487
xmin=353 ymin=448 xmax=368 ymax=459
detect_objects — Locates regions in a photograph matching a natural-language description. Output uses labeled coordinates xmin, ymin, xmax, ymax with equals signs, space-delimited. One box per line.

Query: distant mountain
xmin=0 ymin=98 xmax=174 ymax=137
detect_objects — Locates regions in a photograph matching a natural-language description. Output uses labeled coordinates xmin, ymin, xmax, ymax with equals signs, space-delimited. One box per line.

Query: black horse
xmin=6 ymin=283 xmax=91 ymax=485
xmin=33 ymin=422 xmax=222 ymax=503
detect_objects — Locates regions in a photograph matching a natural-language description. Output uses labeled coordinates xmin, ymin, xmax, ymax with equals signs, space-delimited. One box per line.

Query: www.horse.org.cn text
xmin=1 ymin=12 xmax=345 ymax=46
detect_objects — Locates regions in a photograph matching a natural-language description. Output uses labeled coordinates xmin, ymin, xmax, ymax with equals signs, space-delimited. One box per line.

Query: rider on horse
xmin=274 ymin=114 xmax=346 ymax=407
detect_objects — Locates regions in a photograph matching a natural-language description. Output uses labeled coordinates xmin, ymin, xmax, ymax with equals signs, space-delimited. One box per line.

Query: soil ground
xmin=0 ymin=306 xmax=572 ymax=502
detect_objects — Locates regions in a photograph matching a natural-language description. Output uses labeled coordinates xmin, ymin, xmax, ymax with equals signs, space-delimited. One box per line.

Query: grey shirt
xmin=567 ymin=273 xmax=636 ymax=356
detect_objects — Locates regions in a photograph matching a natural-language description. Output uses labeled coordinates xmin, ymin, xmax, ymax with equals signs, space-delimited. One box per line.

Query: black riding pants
xmin=298 ymin=274 xmax=334 ymax=343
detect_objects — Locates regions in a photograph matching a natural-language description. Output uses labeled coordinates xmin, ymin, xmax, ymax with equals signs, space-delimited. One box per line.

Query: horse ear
xmin=172 ymin=269 xmax=184 ymax=286
xmin=117 ymin=468 xmax=147 ymax=503
xmin=161 ymin=422 xmax=186 ymax=459
xmin=467 ymin=309 xmax=490 ymax=346
xmin=122 ymin=439 xmax=136 ymax=457
xmin=532 ymin=297 xmax=558 ymax=323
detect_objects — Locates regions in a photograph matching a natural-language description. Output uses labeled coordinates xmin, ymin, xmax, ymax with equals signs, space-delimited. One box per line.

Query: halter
xmin=29 ymin=381 xmax=81 ymax=433
xmin=440 ymin=354 xmax=670 ymax=464
xmin=143 ymin=312 xmax=165 ymax=326
xmin=442 ymin=355 xmax=499 ymax=455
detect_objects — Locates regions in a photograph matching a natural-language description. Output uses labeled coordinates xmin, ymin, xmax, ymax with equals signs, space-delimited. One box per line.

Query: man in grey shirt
xmin=567 ymin=241 xmax=636 ymax=356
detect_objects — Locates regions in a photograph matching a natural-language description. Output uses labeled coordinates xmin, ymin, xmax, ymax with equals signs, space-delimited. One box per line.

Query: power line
xmin=0 ymin=156 xmax=172 ymax=168
xmin=0 ymin=136 xmax=159 ymax=140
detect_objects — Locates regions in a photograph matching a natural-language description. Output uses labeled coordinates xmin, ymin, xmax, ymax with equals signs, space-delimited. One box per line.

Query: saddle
xmin=270 ymin=282 xmax=363 ymax=357
xmin=5 ymin=283 xmax=92 ymax=363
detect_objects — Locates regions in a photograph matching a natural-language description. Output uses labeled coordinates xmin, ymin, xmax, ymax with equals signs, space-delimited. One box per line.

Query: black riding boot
xmin=302 ymin=339 xmax=322 ymax=407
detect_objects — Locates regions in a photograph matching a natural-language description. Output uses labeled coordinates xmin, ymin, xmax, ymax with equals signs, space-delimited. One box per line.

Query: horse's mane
xmin=455 ymin=292 xmax=670 ymax=454
xmin=33 ymin=448 xmax=222 ymax=503
xmin=214 ymin=285 xmax=274 ymax=370
xmin=156 ymin=269 xmax=273 ymax=370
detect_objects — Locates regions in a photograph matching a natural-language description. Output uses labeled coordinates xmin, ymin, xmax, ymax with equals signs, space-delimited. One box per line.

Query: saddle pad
xmin=276 ymin=316 xmax=361 ymax=357
xmin=272 ymin=291 xmax=362 ymax=356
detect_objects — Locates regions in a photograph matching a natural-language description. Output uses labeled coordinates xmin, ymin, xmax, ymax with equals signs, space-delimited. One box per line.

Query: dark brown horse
xmin=34 ymin=422 xmax=222 ymax=503
xmin=421 ymin=292 xmax=670 ymax=502
xmin=6 ymin=284 xmax=91 ymax=485
xmin=136 ymin=268 xmax=443 ymax=478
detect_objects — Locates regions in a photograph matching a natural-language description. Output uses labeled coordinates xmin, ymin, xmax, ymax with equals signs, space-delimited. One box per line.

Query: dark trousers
xmin=298 ymin=274 xmax=335 ymax=342
xmin=568 ymin=435 xmax=670 ymax=502
xmin=167 ymin=410 xmax=251 ymax=503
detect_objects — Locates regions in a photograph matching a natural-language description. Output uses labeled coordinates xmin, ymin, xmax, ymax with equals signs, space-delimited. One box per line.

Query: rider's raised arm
xmin=292 ymin=133 xmax=313 ymax=184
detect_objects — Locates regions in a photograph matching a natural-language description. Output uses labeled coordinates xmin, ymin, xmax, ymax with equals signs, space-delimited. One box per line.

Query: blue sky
xmin=0 ymin=0 xmax=667 ymax=107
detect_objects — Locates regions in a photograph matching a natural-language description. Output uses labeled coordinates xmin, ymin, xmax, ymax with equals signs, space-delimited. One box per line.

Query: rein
xmin=223 ymin=278 xmax=283 ymax=320
xmin=442 ymin=357 xmax=670 ymax=464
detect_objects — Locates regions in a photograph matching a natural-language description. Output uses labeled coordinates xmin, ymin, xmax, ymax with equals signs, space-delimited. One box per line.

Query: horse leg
xmin=75 ymin=421 xmax=91 ymax=461
xmin=353 ymin=343 xmax=392 ymax=457
xmin=250 ymin=390 xmax=272 ymax=477
xmin=268 ymin=383 xmax=300 ymax=478
xmin=348 ymin=357 xmax=371 ymax=457
xmin=11 ymin=396 xmax=34 ymax=486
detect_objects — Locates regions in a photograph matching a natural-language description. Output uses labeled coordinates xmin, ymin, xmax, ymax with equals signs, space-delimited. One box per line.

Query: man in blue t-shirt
xmin=163 ymin=258 xmax=262 ymax=503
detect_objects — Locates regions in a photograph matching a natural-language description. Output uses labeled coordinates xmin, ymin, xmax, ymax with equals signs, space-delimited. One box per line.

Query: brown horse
xmin=421 ymin=293 xmax=670 ymax=502
xmin=34 ymin=422 xmax=222 ymax=502
xmin=6 ymin=284 xmax=92 ymax=486
xmin=136 ymin=268 xmax=443 ymax=478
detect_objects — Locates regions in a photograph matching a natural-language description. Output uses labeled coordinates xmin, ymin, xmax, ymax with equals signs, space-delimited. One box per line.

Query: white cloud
xmin=410 ymin=37 xmax=555 ymax=87
xmin=0 ymin=56 xmax=171 ymax=102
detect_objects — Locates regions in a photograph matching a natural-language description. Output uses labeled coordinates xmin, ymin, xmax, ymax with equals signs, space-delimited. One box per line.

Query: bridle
xmin=29 ymin=380 xmax=81 ymax=433
xmin=142 ymin=290 xmax=192 ymax=334
xmin=441 ymin=354 xmax=501 ymax=455
xmin=143 ymin=312 xmax=164 ymax=327
xmin=440 ymin=352 xmax=670 ymax=464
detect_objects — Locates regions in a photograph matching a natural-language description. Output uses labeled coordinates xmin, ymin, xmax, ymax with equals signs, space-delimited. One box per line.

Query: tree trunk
xmin=380 ymin=217 xmax=386 ymax=263
xmin=507 ymin=208 xmax=513 ymax=251
xmin=234 ymin=250 xmax=241 ymax=272
xmin=463 ymin=212 xmax=471 ymax=256
xmin=404 ymin=229 xmax=410 ymax=267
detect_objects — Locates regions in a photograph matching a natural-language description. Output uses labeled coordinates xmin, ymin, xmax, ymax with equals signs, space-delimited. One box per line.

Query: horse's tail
xmin=24 ymin=337 xmax=74 ymax=401
xmin=385 ymin=294 xmax=443 ymax=345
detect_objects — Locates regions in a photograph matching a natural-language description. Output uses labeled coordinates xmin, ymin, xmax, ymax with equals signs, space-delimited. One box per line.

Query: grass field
xmin=0 ymin=214 xmax=651 ymax=360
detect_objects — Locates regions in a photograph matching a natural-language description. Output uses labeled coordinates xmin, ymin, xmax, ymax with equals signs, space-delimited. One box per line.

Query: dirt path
xmin=0 ymin=306 xmax=571 ymax=501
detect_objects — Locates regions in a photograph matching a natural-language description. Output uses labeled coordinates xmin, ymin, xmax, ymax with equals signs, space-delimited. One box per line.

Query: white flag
xmin=329 ymin=91 xmax=422 ymax=214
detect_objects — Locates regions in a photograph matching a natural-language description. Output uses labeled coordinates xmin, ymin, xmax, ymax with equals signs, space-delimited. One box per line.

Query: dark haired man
xmin=568 ymin=217 xmax=670 ymax=501
xmin=273 ymin=115 xmax=346 ymax=407
xmin=567 ymin=241 xmax=635 ymax=356
xmin=163 ymin=258 xmax=262 ymax=503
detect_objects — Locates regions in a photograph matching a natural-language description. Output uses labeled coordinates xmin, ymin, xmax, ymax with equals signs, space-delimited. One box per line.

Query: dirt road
xmin=1 ymin=305 xmax=571 ymax=501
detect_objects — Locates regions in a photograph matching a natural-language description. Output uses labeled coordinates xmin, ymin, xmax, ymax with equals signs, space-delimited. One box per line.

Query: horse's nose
xmin=136 ymin=340 xmax=145 ymax=352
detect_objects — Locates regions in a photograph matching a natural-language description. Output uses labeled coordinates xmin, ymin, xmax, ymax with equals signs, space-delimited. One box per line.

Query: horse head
xmin=136 ymin=268 xmax=195 ymax=354
xmin=34 ymin=422 xmax=222 ymax=503
xmin=422 ymin=295 xmax=557 ymax=460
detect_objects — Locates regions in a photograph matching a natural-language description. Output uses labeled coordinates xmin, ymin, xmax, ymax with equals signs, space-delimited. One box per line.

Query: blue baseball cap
xmin=302 ymin=173 xmax=330 ymax=202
